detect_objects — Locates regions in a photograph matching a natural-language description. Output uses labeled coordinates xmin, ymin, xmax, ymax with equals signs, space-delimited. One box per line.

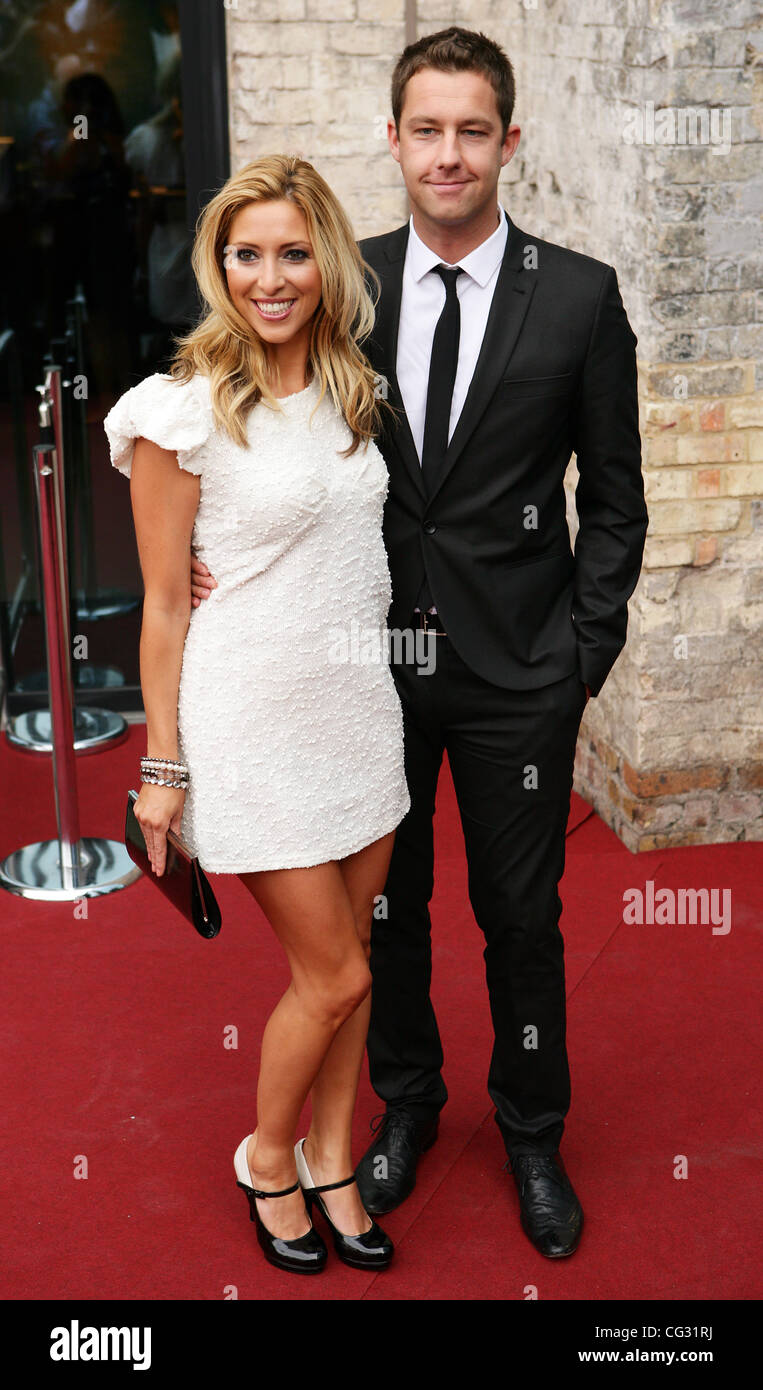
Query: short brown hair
xmin=391 ymin=26 xmax=516 ymax=138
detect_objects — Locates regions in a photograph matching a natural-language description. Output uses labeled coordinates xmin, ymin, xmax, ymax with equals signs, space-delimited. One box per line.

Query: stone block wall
xmin=225 ymin=0 xmax=409 ymax=236
xmin=473 ymin=0 xmax=763 ymax=851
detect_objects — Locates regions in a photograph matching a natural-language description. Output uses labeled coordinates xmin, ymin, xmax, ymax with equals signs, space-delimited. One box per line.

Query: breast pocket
xmin=499 ymin=372 xmax=574 ymax=398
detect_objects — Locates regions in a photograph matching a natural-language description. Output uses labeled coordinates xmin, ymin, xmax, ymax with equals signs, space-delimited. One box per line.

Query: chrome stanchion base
xmin=0 ymin=837 xmax=141 ymax=900
xmin=71 ymin=666 xmax=126 ymax=687
xmin=6 ymin=707 xmax=129 ymax=753
xmin=16 ymin=665 xmax=125 ymax=690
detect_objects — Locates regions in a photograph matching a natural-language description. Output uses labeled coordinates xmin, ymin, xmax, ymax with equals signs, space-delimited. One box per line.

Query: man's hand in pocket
xmin=190 ymin=553 xmax=217 ymax=607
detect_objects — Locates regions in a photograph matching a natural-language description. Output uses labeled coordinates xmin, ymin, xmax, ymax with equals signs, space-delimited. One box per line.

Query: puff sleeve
xmin=103 ymin=372 xmax=215 ymax=478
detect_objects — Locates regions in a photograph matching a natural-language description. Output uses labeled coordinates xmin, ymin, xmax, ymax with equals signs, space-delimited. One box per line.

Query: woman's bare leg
xmin=238 ymin=859 xmax=371 ymax=1240
xmin=302 ymin=830 xmax=396 ymax=1234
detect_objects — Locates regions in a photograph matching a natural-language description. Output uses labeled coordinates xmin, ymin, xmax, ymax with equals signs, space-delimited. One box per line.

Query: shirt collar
xmin=406 ymin=204 xmax=508 ymax=287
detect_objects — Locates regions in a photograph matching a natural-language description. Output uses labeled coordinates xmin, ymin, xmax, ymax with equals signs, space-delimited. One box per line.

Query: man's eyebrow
xmin=404 ymin=113 xmax=495 ymax=126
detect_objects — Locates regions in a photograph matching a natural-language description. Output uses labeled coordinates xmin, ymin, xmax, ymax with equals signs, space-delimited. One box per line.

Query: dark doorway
xmin=0 ymin=0 xmax=229 ymax=717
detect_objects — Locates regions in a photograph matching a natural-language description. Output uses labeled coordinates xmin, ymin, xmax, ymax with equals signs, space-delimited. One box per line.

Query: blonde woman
xmin=104 ymin=156 xmax=410 ymax=1274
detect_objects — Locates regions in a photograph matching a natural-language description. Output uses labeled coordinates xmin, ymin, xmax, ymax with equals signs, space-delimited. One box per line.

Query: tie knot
xmin=434 ymin=263 xmax=463 ymax=295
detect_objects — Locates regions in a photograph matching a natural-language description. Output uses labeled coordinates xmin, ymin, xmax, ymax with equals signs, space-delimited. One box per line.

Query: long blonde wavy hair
xmin=169 ymin=155 xmax=388 ymax=456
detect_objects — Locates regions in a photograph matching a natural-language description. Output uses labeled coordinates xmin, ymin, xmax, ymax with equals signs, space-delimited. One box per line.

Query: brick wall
xmin=474 ymin=0 xmax=763 ymax=851
xmin=225 ymin=1 xmax=763 ymax=850
xmin=225 ymin=0 xmax=409 ymax=236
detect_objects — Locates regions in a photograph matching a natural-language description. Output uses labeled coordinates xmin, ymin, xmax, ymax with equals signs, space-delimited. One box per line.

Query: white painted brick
xmin=222 ymin=0 xmax=762 ymax=850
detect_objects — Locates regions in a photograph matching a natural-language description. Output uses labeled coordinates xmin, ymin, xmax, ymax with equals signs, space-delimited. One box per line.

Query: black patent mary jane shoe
xmin=234 ymin=1134 xmax=327 ymax=1274
xmin=295 ymin=1138 xmax=394 ymax=1270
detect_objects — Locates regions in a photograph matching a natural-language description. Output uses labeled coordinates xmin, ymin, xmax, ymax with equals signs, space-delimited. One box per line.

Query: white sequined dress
xmin=104 ymin=371 xmax=410 ymax=873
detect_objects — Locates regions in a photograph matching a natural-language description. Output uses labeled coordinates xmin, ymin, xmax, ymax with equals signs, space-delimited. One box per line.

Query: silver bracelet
xmin=141 ymin=767 xmax=189 ymax=779
xmin=140 ymin=773 xmax=189 ymax=789
xmin=140 ymin=755 xmax=189 ymax=789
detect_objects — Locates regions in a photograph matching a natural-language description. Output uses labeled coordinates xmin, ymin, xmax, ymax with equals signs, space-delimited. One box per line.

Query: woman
xmin=104 ymin=155 xmax=410 ymax=1275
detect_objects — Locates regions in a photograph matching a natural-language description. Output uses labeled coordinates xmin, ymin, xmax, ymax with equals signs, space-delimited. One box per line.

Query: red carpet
xmin=0 ymin=724 xmax=760 ymax=1300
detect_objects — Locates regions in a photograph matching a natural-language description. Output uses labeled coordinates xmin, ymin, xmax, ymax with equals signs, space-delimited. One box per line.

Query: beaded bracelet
xmin=140 ymin=755 xmax=189 ymax=789
xmin=141 ymin=766 xmax=189 ymax=778
xmin=140 ymin=773 xmax=189 ymax=788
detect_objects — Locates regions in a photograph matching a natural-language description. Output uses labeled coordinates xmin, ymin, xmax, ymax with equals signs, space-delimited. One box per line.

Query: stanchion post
xmin=5 ymin=366 xmax=129 ymax=756
xmin=45 ymin=365 xmax=75 ymax=636
xmin=0 ymin=390 xmax=140 ymax=901
xmin=32 ymin=440 xmax=82 ymax=886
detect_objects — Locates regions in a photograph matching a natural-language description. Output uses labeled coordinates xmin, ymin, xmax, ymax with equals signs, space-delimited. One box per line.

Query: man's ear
xmin=500 ymin=124 xmax=521 ymax=168
xmin=387 ymin=117 xmax=401 ymax=164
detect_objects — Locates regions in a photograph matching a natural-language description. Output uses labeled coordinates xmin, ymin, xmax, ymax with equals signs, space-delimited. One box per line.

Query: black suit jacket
xmin=358 ymin=215 xmax=648 ymax=697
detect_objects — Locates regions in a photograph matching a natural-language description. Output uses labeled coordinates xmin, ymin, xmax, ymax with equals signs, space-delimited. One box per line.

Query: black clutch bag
xmin=124 ymin=789 xmax=222 ymax=939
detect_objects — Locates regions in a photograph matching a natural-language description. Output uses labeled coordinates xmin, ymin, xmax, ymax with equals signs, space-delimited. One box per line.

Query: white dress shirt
xmin=396 ymin=204 xmax=509 ymax=463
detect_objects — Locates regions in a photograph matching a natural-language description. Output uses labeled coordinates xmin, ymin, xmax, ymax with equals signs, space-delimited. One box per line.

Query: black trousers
xmin=367 ymin=630 xmax=588 ymax=1159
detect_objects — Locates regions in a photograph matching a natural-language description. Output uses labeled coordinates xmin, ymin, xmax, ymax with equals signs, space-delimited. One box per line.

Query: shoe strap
xmin=249 ymin=1180 xmax=300 ymax=1199
xmin=311 ymin=1175 xmax=356 ymax=1194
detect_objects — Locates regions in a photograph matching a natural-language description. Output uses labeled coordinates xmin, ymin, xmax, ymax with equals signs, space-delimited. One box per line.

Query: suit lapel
xmin=367 ymin=224 xmax=426 ymax=500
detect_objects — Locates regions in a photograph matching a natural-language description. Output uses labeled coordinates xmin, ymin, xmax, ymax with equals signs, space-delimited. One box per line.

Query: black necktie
xmin=421 ymin=264 xmax=464 ymax=494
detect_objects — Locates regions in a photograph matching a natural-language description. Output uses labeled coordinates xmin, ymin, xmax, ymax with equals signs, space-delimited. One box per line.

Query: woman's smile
xmin=251 ymin=297 xmax=297 ymax=320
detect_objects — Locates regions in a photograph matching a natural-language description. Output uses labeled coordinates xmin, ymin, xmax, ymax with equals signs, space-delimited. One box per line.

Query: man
xmin=191 ymin=27 xmax=648 ymax=1258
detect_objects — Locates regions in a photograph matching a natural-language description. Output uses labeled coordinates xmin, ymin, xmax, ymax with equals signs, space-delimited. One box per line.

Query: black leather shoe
xmin=355 ymin=1109 xmax=439 ymax=1215
xmin=295 ymin=1139 xmax=394 ymax=1270
xmin=506 ymin=1151 xmax=583 ymax=1257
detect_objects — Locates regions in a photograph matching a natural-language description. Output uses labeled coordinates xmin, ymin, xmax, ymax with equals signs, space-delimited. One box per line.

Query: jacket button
xmin=423 ymin=520 xmax=436 ymax=534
